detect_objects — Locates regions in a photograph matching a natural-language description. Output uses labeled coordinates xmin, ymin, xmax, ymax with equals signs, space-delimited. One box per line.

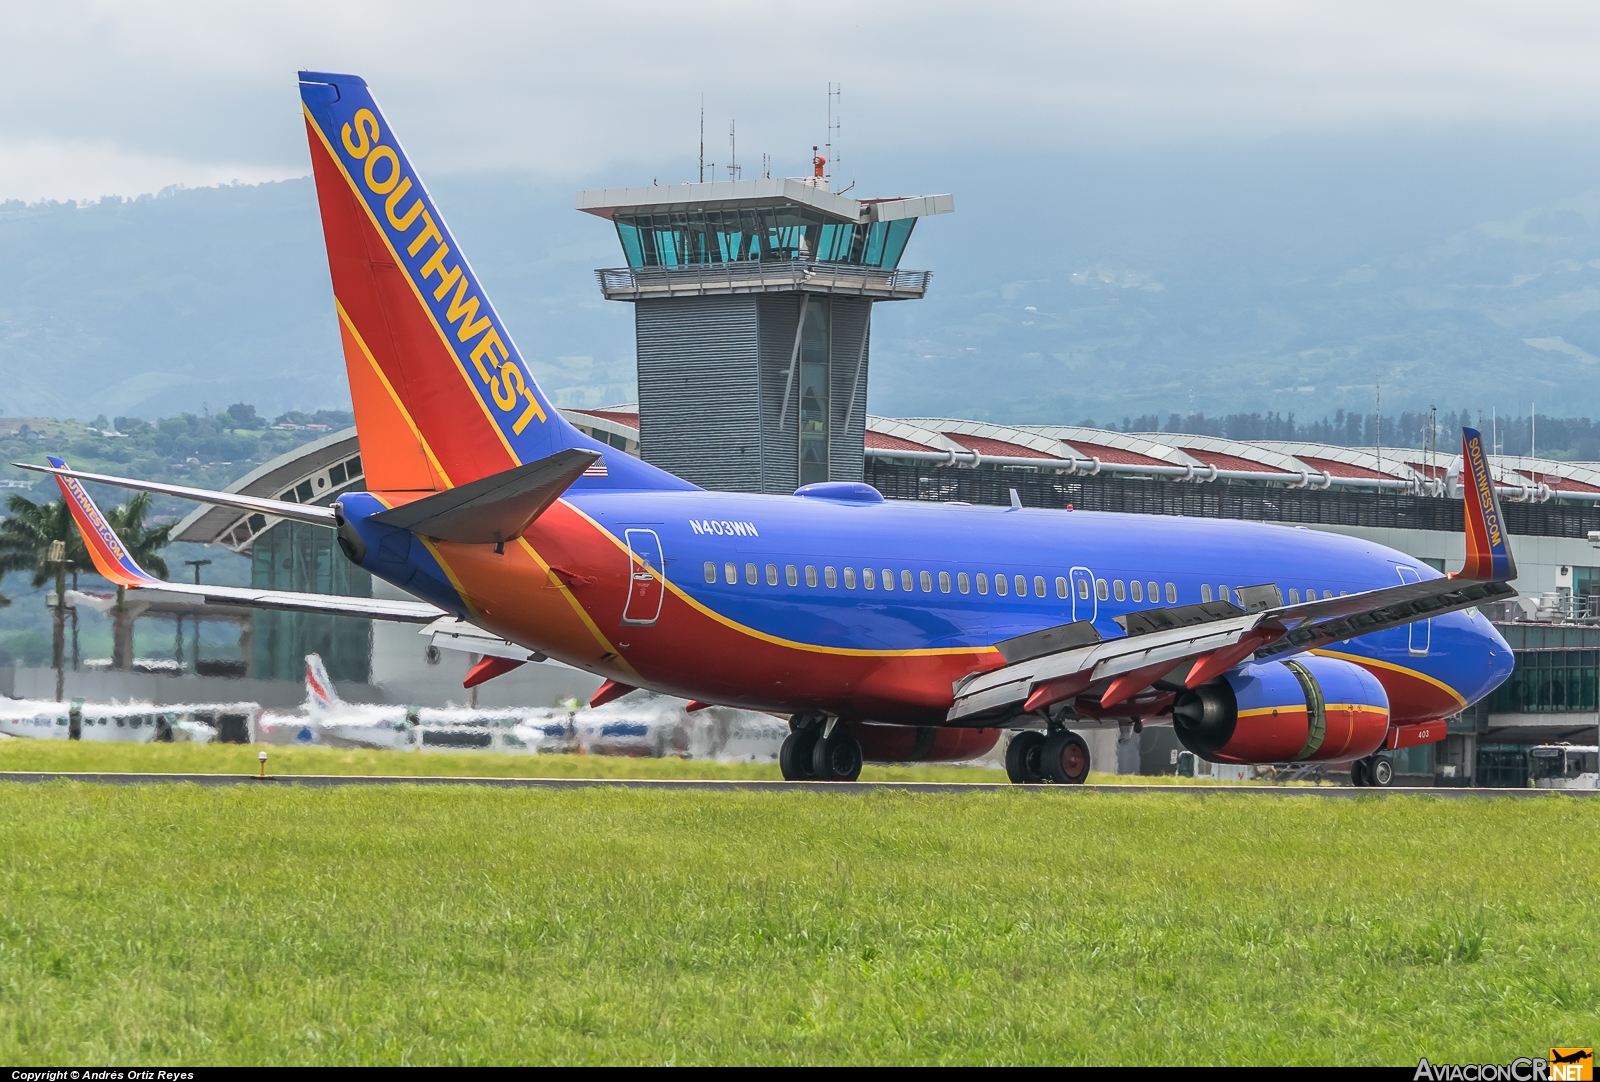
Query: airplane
xmin=257 ymin=653 xmax=786 ymax=759
xmin=0 ymin=697 xmax=252 ymax=743
xmin=24 ymin=70 xmax=1518 ymax=785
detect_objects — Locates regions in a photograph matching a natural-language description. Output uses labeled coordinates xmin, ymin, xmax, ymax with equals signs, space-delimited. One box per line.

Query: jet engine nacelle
xmin=1172 ymin=656 xmax=1389 ymax=765
xmin=844 ymin=722 xmax=1000 ymax=764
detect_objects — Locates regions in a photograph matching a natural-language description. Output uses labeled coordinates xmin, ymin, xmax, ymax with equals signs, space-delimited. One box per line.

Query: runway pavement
xmin=0 ymin=771 xmax=1593 ymax=797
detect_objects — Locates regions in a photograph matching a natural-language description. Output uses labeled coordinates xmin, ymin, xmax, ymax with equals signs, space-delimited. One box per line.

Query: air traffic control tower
xmin=576 ymin=178 xmax=952 ymax=492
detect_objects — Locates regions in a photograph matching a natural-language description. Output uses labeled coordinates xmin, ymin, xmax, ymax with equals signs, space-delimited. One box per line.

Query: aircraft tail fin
xmin=1454 ymin=426 xmax=1517 ymax=582
xmin=305 ymin=654 xmax=341 ymax=713
xmin=297 ymin=71 xmax=691 ymax=495
xmin=49 ymin=456 xmax=158 ymax=588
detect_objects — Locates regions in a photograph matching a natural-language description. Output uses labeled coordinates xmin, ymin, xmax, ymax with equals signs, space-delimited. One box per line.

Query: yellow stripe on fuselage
xmin=554 ymin=501 xmax=998 ymax=659
xmin=1311 ymin=648 xmax=1466 ymax=708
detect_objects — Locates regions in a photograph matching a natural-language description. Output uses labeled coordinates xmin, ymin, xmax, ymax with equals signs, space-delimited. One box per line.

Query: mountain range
xmin=7 ymin=126 xmax=1600 ymax=424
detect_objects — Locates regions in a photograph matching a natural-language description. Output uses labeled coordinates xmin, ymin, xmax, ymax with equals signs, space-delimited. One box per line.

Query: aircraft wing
xmin=949 ymin=426 xmax=1518 ymax=724
xmin=51 ymin=457 xmax=444 ymax=624
xmin=18 ymin=459 xmax=336 ymax=526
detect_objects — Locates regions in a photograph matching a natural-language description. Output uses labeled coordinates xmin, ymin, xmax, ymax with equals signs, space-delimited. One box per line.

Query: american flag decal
xmin=583 ymin=456 xmax=608 ymax=478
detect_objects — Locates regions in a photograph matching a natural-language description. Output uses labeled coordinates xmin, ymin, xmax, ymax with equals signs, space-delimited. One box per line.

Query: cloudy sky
xmin=6 ymin=1 xmax=1600 ymax=203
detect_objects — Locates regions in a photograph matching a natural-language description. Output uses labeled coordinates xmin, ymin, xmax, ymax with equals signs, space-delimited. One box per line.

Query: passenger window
xmin=1077 ymin=578 xmax=1090 ymax=600
xmin=996 ymin=575 xmax=1009 ymax=596
xmin=703 ymin=561 xmax=716 ymax=583
xmin=1202 ymin=584 xmax=1214 ymax=602
xmin=1033 ymin=575 xmax=1045 ymax=597
xmin=805 ymin=566 xmax=818 ymax=587
xmin=825 ymin=567 xmax=838 ymax=588
xmin=977 ymin=573 xmax=989 ymax=595
xmin=881 ymin=569 xmax=894 ymax=591
xmin=844 ymin=568 xmax=857 ymax=589
xmin=1165 ymin=582 xmax=1177 ymax=604
xmin=1055 ymin=576 xmax=1068 ymax=599
xmin=1130 ymin=580 xmax=1143 ymax=602
xmin=1339 ymin=591 xmax=1348 ymax=597
xmin=725 ymin=563 xmax=737 ymax=584
xmin=1149 ymin=581 xmax=1159 ymax=603
xmin=959 ymin=572 xmax=971 ymax=594
xmin=745 ymin=563 xmax=758 ymax=585
xmin=939 ymin=571 xmax=951 ymax=593
xmin=786 ymin=565 xmax=799 ymax=586
xmin=1323 ymin=590 xmax=1332 ymax=600
xmin=902 ymin=570 xmax=914 ymax=592
xmin=1289 ymin=588 xmax=1300 ymax=604
xmin=766 ymin=564 xmax=778 ymax=585
xmin=1219 ymin=585 xmax=1231 ymax=603
xmin=1113 ymin=580 xmax=1126 ymax=602
xmin=1095 ymin=578 xmax=1108 ymax=601
xmin=1015 ymin=575 xmax=1027 ymax=596
xmin=919 ymin=570 xmax=932 ymax=592
xmin=864 ymin=568 xmax=877 ymax=590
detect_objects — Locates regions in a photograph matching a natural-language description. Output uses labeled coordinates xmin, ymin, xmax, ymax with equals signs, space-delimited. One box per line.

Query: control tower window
xmin=798 ymin=299 xmax=831 ymax=486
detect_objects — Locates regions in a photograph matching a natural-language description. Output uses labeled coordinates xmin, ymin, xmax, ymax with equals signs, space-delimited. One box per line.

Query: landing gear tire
xmin=780 ymin=730 xmax=819 ymax=780
xmin=812 ymin=734 xmax=864 ymax=782
xmin=1040 ymin=730 xmax=1092 ymax=785
xmin=1368 ymin=756 xmax=1394 ymax=787
xmin=1350 ymin=758 xmax=1370 ymax=787
xmin=1005 ymin=731 xmax=1047 ymax=784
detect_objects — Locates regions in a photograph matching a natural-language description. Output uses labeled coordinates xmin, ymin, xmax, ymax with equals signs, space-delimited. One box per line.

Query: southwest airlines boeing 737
xmin=25 ymin=71 xmax=1519 ymax=785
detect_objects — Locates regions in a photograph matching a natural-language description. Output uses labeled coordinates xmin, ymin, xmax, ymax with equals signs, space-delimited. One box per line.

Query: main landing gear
xmin=1349 ymin=755 xmax=1394 ymax=787
xmin=1005 ymin=728 xmax=1091 ymax=785
xmin=779 ymin=715 xmax=863 ymax=782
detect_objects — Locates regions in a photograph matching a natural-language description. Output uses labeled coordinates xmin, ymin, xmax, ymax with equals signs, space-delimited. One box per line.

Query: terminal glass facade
xmin=614 ymin=207 xmax=915 ymax=269
xmin=250 ymin=518 xmax=373 ymax=683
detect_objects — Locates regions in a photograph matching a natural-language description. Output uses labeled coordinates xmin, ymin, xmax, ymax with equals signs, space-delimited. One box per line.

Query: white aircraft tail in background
xmin=304 ymin=653 xmax=341 ymax=714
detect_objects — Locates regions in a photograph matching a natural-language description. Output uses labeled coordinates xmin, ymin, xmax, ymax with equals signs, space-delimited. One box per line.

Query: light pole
xmin=47 ymin=539 xmax=65 ymax=701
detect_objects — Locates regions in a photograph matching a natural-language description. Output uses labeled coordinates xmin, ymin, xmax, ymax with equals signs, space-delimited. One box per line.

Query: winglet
xmin=48 ymin=456 xmax=158 ymax=588
xmin=1454 ymin=427 xmax=1517 ymax=582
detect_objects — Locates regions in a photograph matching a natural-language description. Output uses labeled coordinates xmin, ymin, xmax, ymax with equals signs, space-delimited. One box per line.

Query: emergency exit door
xmin=1070 ymin=566 xmax=1096 ymax=623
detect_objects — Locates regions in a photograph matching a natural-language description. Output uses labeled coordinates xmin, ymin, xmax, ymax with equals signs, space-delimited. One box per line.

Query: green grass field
xmin=0 ymin=738 xmax=1264 ymax=785
xmin=0 ymin=768 xmax=1594 ymax=1066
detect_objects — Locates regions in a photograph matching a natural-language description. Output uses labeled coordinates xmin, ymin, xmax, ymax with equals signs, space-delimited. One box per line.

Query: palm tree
xmin=0 ymin=491 xmax=170 ymax=690
xmin=0 ymin=496 xmax=88 ymax=698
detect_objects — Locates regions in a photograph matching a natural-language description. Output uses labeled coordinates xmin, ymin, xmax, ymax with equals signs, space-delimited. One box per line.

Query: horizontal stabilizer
xmin=17 ymin=461 xmax=335 ymax=527
xmin=370 ymin=448 xmax=599 ymax=544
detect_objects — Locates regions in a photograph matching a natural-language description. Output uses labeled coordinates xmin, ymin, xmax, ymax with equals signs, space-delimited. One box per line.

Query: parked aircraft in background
xmin=29 ymin=71 xmax=1518 ymax=785
xmin=0 ymin=698 xmax=256 ymax=743
xmin=256 ymin=654 xmax=785 ymax=759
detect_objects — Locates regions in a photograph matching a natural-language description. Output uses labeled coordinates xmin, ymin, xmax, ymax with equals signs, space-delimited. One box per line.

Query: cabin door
xmin=1070 ymin=566 xmax=1097 ymax=623
xmin=1395 ymin=565 xmax=1429 ymax=656
xmin=622 ymin=529 xmax=666 ymax=626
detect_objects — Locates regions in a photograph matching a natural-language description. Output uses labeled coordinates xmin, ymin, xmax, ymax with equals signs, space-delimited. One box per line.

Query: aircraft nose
xmin=1470 ymin=610 xmax=1515 ymax=701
